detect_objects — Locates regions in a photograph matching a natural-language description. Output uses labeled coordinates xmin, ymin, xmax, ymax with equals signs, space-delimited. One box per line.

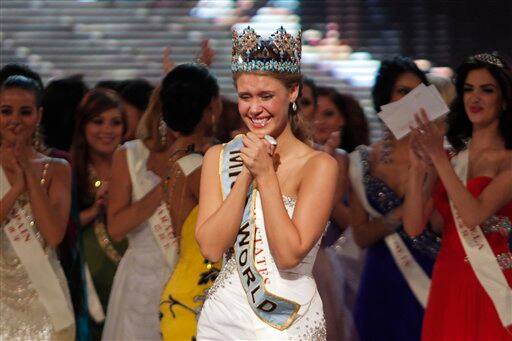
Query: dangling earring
xmin=159 ymin=116 xmax=167 ymax=147
xmin=292 ymin=101 xmax=297 ymax=112
xmin=32 ymin=124 xmax=42 ymax=151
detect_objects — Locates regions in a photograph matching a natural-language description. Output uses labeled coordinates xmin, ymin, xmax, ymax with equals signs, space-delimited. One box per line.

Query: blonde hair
xmin=135 ymin=85 xmax=167 ymax=151
xmin=427 ymin=74 xmax=456 ymax=106
xmin=233 ymin=72 xmax=311 ymax=143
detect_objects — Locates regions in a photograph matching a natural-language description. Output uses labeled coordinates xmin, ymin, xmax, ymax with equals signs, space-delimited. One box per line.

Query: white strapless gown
xmin=197 ymin=196 xmax=326 ymax=340
xmin=102 ymin=140 xmax=175 ymax=340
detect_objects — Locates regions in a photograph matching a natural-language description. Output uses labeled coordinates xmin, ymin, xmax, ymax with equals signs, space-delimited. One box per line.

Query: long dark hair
xmin=446 ymin=53 xmax=512 ymax=151
xmin=372 ymin=56 xmax=429 ymax=112
xmin=317 ymin=86 xmax=369 ymax=153
xmin=71 ymin=89 xmax=127 ymax=205
xmin=42 ymin=75 xmax=88 ymax=151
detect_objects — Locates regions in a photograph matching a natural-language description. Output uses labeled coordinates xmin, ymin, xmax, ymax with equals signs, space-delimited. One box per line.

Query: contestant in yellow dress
xmin=159 ymin=206 xmax=220 ymax=340
xmin=154 ymin=63 xmax=222 ymax=340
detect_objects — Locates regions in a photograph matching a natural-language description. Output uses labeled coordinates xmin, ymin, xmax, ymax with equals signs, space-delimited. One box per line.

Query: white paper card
xmin=377 ymin=84 xmax=449 ymax=139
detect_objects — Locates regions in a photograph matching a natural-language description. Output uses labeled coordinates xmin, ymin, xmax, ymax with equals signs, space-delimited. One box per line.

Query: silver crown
xmin=231 ymin=26 xmax=302 ymax=74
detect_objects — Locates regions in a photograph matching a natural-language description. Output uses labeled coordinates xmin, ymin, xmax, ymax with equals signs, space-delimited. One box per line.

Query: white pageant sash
xmin=0 ymin=166 xmax=74 ymax=331
xmin=449 ymin=149 xmax=512 ymax=329
xmin=349 ymin=148 xmax=431 ymax=307
xmin=148 ymin=202 xmax=179 ymax=269
xmin=149 ymin=154 xmax=202 ymax=269
xmin=125 ymin=140 xmax=179 ymax=270
xmin=85 ymin=263 xmax=106 ymax=323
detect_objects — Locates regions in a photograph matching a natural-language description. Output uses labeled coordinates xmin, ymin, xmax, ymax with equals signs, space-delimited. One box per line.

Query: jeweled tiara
xmin=231 ymin=26 xmax=302 ymax=74
xmin=472 ymin=53 xmax=505 ymax=68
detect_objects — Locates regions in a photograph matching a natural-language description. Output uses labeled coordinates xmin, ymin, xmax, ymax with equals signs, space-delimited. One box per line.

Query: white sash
xmin=85 ymin=264 xmax=106 ymax=323
xmin=450 ymin=149 xmax=512 ymax=329
xmin=148 ymin=202 xmax=179 ymax=269
xmin=125 ymin=140 xmax=179 ymax=269
xmin=148 ymin=154 xmax=202 ymax=268
xmin=349 ymin=148 xmax=431 ymax=307
xmin=0 ymin=166 xmax=74 ymax=331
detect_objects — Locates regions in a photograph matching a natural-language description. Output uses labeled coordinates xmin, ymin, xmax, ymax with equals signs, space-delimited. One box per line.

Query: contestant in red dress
xmin=403 ymin=52 xmax=512 ymax=340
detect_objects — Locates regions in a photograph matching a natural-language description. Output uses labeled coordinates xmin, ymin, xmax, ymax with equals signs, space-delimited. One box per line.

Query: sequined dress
xmin=0 ymin=198 xmax=75 ymax=340
xmin=197 ymin=195 xmax=326 ymax=340
xmin=351 ymin=146 xmax=438 ymax=341
xmin=423 ymin=177 xmax=512 ymax=340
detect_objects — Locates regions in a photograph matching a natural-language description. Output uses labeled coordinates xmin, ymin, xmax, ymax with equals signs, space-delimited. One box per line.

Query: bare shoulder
xmin=112 ymin=146 xmax=128 ymax=164
xmin=303 ymin=150 xmax=338 ymax=174
xmin=498 ymin=149 xmax=512 ymax=173
xmin=203 ymin=144 xmax=223 ymax=167
xmin=40 ymin=157 xmax=70 ymax=178
xmin=42 ymin=158 xmax=71 ymax=189
xmin=204 ymin=144 xmax=223 ymax=159
xmin=46 ymin=157 xmax=70 ymax=170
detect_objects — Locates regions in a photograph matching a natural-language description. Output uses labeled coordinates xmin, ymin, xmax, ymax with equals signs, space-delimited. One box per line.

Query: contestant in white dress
xmin=101 ymin=87 xmax=178 ymax=340
xmin=0 ymin=75 xmax=75 ymax=339
xmin=196 ymin=26 xmax=338 ymax=340
xmin=103 ymin=63 xmax=221 ymax=340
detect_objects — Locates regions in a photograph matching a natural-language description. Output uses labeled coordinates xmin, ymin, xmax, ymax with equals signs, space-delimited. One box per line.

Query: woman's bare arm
xmin=258 ymin=152 xmax=338 ymax=269
xmin=195 ymin=145 xmax=252 ymax=262
xmin=27 ymin=160 xmax=71 ymax=247
xmin=107 ymin=147 xmax=164 ymax=241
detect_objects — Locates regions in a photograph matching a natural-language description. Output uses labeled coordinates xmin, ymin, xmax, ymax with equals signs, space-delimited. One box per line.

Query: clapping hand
xmin=93 ymin=181 xmax=109 ymax=215
xmin=240 ymin=132 xmax=276 ymax=179
xmin=1 ymin=145 xmax=26 ymax=194
xmin=410 ymin=109 xmax=445 ymax=162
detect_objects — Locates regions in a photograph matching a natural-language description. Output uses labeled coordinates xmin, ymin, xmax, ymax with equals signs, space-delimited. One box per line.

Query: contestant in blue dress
xmin=348 ymin=57 xmax=440 ymax=341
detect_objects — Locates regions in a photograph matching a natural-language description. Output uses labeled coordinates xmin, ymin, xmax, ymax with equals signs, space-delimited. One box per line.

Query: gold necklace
xmin=88 ymin=164 xmax=105 ymax=189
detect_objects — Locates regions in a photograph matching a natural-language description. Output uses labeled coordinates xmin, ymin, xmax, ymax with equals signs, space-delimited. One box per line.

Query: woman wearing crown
xmin=404 ymin=53 xmax=512 ymax=340
xmin=195 ymin=26 xmax=338 ymax=340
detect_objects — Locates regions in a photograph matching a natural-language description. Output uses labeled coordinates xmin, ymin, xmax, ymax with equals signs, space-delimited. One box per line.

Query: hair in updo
xmin=161 ymin=63 xmax=219 ymax=135
xmin=1 ymin=75 xmax=43 ymax=106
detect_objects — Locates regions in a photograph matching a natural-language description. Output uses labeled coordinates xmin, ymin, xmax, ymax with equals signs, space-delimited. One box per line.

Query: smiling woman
xmin=0 ymin=75 xmax=75 ymax=339
xmin=404 ymin=52 xmax=512 ymax=340
xmin=195 ymin=26 xmax=338 ymax=340
xmin=70 ymin=89 xmax=128 ymax=339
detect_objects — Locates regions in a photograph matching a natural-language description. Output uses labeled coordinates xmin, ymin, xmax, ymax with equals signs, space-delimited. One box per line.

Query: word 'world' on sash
xmin=219 ymin=136 xmax=300 ymax=330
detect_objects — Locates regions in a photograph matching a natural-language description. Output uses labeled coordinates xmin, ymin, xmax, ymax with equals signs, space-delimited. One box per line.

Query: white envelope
xmin=377 ymin=84 xmax=449 ymax=139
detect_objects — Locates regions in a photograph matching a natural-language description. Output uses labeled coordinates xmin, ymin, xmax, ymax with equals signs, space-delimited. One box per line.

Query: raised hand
xmin=240 ymin=132 xmax=276 ymax=179
xmin=409 ymin=129 xmax=433 ymax=171
xmin=196 ymin=39 xmax=215 ymax=67
xmin=162 ymin=46 xmax=175 ymax=74
xmin=411 ymin=108 xmax=445 ymax=161
xmin=2 ymin=148 xmax=26 ymax=194
xmin=12 ymin=139 xmax=30 ymax=169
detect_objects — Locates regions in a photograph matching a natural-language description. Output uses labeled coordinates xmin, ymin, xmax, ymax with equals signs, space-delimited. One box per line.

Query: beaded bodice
xmin=357 ymin=146 xmax=403 ymax=215
xmin=0 ymin=195 xmax=74 ymax=339
xmin=357 ymin=145 xmax=441 ymax=258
